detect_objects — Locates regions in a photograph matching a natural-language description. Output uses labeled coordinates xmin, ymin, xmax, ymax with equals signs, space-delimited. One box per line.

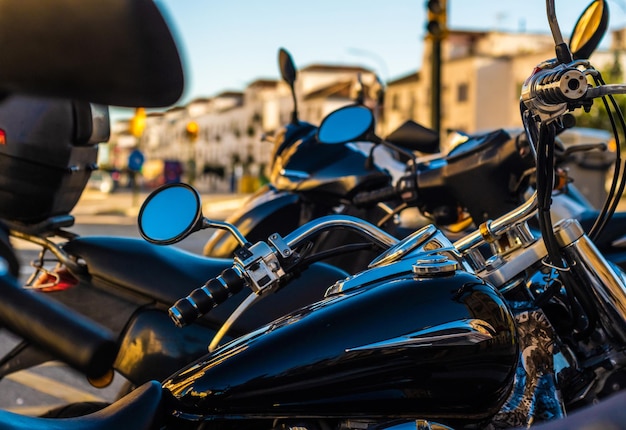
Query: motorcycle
xmin=0 ymin=96 xmax=529 ymax=392
xmin=0 ymin=7 xmax=346 ymax=396
xmin=0 ymin=49 xmax=475 ymax=388
xmin=4 ymin=0 xmax=625 ymax=403
xmin=128 ymin=1 xmax=626 ymax=426
xmin=3 ymin=0 xmax=626 ymax=428
xmin=203 ymin=47 xmax=626 ymax=277
xmin=0 ymin=0 xmax=183 ymax=399
xmin=203 ymin=48 xmax=442 ymax=273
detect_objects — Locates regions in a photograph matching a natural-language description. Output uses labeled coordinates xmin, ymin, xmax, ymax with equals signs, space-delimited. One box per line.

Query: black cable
xmin=534 ymin=120 xmax=598 ymax=334
xmin=605 ymin=92 xmax=626 ymax=216
xmin=596 ymin=81 xmax=626 ymax=237
xmin=588 ymin=73 xmax=624 ymax=240
xmin=519 ymin=105 xmax=595 ymax=333
xmin=537 ymin=122 xmax=566 ymax=269
xmin=300 ymin=242 xmax=376 ymax=267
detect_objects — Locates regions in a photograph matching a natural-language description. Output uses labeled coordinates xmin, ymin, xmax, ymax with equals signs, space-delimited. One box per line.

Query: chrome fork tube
xmin=555 ymin=219 xmax=626 ymax=344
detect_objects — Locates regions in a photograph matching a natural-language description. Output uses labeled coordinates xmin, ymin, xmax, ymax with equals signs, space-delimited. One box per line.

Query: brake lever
xmin=561 ymin=142 xmax=607 ymax=157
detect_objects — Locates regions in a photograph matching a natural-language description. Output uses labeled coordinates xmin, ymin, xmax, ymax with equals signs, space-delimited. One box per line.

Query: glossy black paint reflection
xmin=271 ymin=135 xmax=389 ymax=195
xmin=116 ymin=309 xmax=221 ymax=384
xmin=164 ymin=271 xmax=517 ymax=423
xmin=203 ymin=187 xmax=302 ymax=258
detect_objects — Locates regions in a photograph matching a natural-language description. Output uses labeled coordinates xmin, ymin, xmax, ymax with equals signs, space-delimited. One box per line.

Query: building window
xmin=457 ymin=83 xmax=469 ymax=103
xmin=391 ymin=94 xmax=400 ymax=110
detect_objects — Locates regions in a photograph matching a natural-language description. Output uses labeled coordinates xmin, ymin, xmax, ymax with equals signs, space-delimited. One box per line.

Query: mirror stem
xmin=546 ymin=0 xmax=573 ymax=63
xmin=365 ymin=146 xmax=376 ymax=170
xmin=202 ymin=219 xmax=250 ymax=248
xmin=381 ymin=140 xmax=419 ymax=177
xmin=290 ymin=85 xmax=299 ymax=125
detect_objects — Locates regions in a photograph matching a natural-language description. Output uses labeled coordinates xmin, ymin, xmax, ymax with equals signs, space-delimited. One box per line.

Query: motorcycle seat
xmin=63 ymin=236 xmax=232 ymax=306
xmin=63 ymin=236 xmax=350 ymax=333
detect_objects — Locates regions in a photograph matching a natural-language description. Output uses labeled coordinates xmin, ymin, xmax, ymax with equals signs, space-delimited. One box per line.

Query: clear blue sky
xmin=113 ymin=1 xmax=626 ymax=120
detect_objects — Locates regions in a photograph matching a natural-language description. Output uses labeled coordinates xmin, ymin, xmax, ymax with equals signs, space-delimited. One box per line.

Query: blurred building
xmin=115 ymin=64 xmax=376 ymax=192
xmin=109 ymin=28 xmax=625 ymax=192
xmin=384 ymin=29 xmax=622 ymax=142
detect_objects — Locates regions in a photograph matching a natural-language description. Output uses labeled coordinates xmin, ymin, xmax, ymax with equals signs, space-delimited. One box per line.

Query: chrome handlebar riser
xmin=454 ymin=191 xmax=539 ymax=254
xmin=283 ymin=214 xmax=399 ymax=251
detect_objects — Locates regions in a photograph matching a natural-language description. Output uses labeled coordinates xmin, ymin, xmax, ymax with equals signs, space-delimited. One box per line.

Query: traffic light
xmin=186 ymin=121 xmax=199 ymax=142
xmin=426 ymin=0 xmax=447 ymax=39
xmin=130 ymin=107 xmax=146 ymax=137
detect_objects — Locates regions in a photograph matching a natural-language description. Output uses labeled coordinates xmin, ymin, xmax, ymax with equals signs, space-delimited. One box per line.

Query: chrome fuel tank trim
xmin=346 ymin=318 xmax=495 ymax=352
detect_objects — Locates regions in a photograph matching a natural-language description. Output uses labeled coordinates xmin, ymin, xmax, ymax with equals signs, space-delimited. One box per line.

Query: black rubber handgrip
xmin=352 ymin=185 xmax=399 ymax=207
xmin=169 ymin=267 xmax=246 ymax=327
xmin=0 ymin=273 xmax=117 ymax=378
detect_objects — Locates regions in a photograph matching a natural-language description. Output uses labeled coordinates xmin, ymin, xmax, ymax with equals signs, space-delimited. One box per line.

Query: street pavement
xmin=12 ymin=189 xmax=251 ymax=253
xmin=72 ymin=188 xmax=251 ymax=226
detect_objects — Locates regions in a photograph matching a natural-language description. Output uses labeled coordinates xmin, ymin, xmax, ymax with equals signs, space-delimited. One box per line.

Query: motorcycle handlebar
xmin=352 ymin=172 xmax=419 ymax=208
xmin=586 ymin=83 xmax=626 ymax=99
xmin=169 ymin=267 xmax=245 ymax=327
xmin=0 ymin=270 xmax=117 ymax=378
xmin=352 ymin=185 xmax=400 ymax=207
xmin=530 ymin=68 xmax=588 ymax=104
xmin=525 ymin=64 xmax=626 ymax=110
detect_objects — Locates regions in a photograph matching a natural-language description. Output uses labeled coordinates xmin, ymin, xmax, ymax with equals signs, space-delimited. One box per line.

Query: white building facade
xmin=109 ymin=29 xmax=625 ymax=192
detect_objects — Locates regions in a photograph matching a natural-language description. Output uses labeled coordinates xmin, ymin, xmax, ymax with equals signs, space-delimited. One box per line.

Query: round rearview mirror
xmin=570 ymin=0 xmax=609 ymax=60
xmin=278 ymin=48 xmax=297 ymax=86
xmin=317 ymin=105 xmax=375 ymax=145
xmin=138 ymin=183 xmax=203 ymax=245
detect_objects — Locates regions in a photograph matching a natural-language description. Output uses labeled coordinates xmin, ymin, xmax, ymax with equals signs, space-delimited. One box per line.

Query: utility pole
xmin=426 ymin=0 xmax=447 ymax=136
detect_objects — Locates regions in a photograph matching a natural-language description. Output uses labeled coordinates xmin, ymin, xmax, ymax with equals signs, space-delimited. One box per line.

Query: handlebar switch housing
xmin=234 ymin=241 xmax=285 ymax=294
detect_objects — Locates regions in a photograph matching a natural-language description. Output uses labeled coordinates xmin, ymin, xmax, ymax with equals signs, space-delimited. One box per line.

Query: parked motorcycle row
xmin=2 ymin=0 xmax=626 ymax=429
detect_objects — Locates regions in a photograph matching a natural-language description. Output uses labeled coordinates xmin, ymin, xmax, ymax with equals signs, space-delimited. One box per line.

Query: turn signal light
xmin=31 ymin=266 xmax=79 ymax=292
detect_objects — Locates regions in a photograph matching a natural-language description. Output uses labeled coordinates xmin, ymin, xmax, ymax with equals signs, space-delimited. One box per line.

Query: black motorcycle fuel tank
xmin=271 ymin=136 xmax=390 ymax=197
xmin=164 ymin=266 xmax=518 ymax=424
